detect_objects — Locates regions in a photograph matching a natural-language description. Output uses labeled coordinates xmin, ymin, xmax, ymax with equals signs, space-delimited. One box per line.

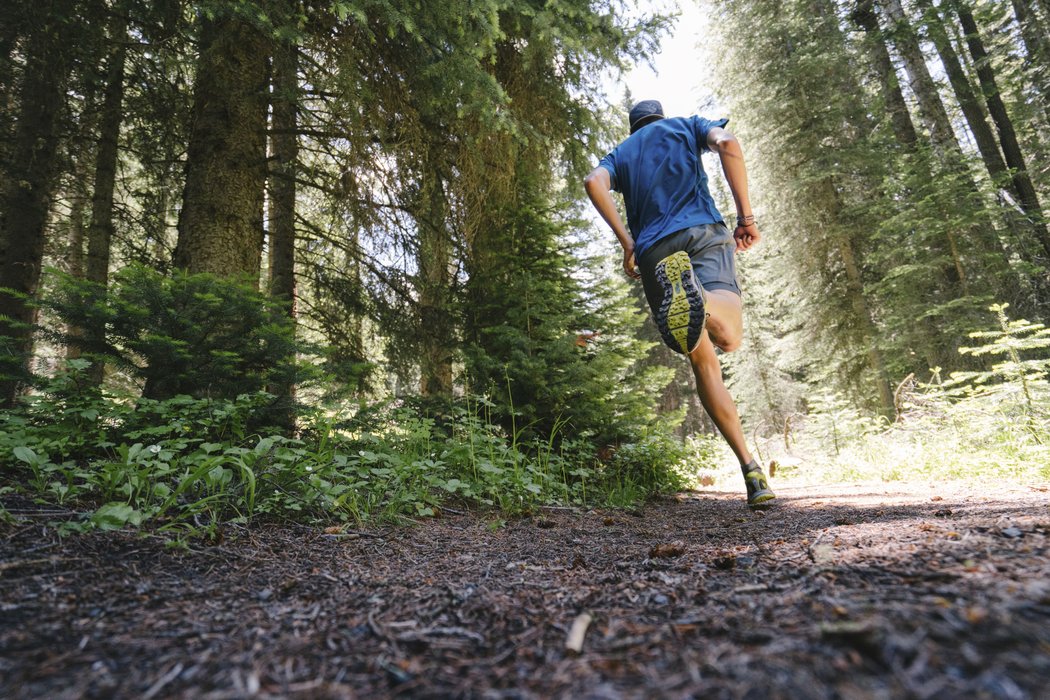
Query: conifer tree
xmin=713 ymin=0 xmax=897 ymax=414
xmin=1010 ymin=0 xmax=1050 ymax=126
xmin=457 ymin=2 xmax=669 ymax=438
xmin=0 ymin=0 xmax=79 ymax=405
xmin=82 ymin=9 xmax=129 ymax=385
xmin=173 ymin=5 xmax=270 ymax=279
xmin=952 ymin=0 xmax=1050 ymax=261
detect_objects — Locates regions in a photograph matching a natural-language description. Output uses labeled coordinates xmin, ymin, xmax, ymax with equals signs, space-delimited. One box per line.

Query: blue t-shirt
xmin=598 ymin=115 xmax=728 ymax=258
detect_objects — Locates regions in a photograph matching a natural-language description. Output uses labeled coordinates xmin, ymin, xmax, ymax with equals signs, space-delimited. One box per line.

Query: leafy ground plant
xmin=0 ymin=364 xmax=699 ymax=538
xmin=743 ymin=305 xmax=1050 ymax=487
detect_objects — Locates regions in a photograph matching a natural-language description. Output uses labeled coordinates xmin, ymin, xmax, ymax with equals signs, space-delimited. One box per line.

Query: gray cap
xmin=629 ymin=100 xmax=664 ymax=134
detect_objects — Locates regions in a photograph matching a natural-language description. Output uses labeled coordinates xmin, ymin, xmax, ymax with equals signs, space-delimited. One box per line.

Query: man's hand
xmin=710 ymin=128 xmax=761 ymax=254
xmin=734 ymin=222 xmax=761 ymax=252
xmin=624 ymin=246 xmax=641 ymax=279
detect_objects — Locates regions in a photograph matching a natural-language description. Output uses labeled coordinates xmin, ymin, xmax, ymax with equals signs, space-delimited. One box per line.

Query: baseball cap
xmin=629 ymin=99 xmax=664 ymax=134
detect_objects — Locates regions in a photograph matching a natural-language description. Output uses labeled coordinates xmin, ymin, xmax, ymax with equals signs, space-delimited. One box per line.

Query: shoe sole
xmin=654 ymin=251 xmax=706 ymax=354
xmin=747 ymin=491 xmax=776 ymax=509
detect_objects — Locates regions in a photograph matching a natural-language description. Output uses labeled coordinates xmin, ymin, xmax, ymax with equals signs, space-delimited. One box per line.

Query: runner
xmin=584 ymin=99 xmax=775 ymax=508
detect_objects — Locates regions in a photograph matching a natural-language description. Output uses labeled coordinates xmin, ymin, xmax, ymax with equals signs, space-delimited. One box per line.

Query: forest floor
xmin=2 ymin=481 xmax=1050 ymax=699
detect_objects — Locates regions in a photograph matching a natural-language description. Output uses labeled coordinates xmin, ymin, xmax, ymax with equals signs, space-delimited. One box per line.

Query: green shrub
xmin=0 ymin=365 xmax=696 ymax=538
xmin=43 ymin=265 xmax=304 ymax=404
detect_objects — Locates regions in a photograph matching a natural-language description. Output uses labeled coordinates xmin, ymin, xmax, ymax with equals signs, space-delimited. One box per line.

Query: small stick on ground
xmin=565 ymin=612 xmax=593 ymax=655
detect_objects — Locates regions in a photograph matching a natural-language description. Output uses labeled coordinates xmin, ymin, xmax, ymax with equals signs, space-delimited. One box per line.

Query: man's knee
xmin=703 ymin=289 xmax=743 ymax=352
xmin=716 ymin=333 xmax=742 ymax=352
xmin=705 ymin=317 xmax=742 ymax=352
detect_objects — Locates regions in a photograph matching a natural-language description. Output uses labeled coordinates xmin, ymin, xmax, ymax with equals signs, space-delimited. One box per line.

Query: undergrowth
xmin=0 ymin=360 xmax=691 ymax=539
xmin=748 ymin=305 xmax=1050 ymax=487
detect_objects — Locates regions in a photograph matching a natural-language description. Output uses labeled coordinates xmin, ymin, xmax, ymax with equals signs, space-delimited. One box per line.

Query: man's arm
xmin=707 ymin=127 xmax=760 ymax=252
xmin=584 ymin=166 xmax=640 ymax=279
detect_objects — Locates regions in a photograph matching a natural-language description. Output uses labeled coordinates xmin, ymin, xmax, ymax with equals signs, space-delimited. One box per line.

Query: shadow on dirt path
xmin=2 ymin=481 xmax=1049 ymax=699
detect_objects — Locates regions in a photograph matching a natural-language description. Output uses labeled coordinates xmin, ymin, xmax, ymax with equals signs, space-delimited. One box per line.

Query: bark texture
xmin=86 ymin=13 xmax=127 ymax=290
xmin=81 ymin=12 xmax=128 ymax=384
xmin=267 ymin=34 xmax=299 ymax=427
xmin=852 ymin=0 xmax=920 ymax=150
xmin=917 ymin=0 xmax=1008 ymax=185
xmin=173 ymin=12 xmax=269 ymax=280
xmin=268 ymin=40 xmax=298 ymax=315
xmin=0 ymin=0 xmax=76 ymax=405
xmin=416 ymin=153 xmax=455 ymax=397
xmin=881 ymin=0 xmax=958 ymax=157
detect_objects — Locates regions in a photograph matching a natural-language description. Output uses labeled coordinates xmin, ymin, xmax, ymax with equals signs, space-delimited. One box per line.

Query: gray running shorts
xmin=636 ymin=223 xmax=741 ymax=316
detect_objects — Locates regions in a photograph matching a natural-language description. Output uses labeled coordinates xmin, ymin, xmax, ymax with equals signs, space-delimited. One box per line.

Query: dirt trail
xmin=2 ymin=482 xmax=1049 ymax=699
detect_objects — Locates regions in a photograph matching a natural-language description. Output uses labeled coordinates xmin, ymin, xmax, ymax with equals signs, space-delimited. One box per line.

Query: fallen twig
xmin=806 ymin=529 xmax=829 ymax=564
xmin=142 ymin=662 xmax=184 ymax=700
xmin=565 ymin=612 xmax=593 ymax=655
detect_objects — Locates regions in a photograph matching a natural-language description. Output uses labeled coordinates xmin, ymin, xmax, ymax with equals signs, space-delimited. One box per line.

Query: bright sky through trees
xmin=612 ymin=0 xmax=716 ymax=120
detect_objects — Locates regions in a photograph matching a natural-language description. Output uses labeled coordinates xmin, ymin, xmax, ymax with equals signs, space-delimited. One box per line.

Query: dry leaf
xmin=649 ymin=541 xmax=686 ymax=559
xmin=811 ymin=544 xmax=835 ymax=565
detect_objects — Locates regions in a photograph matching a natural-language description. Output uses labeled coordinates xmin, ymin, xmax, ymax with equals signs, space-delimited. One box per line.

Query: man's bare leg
xmin=702 ymin=288 xmax=744 ymax=352
xmin=689 ymin=288 xmax=775 ymax=506
xmin=689 ymin=289 xmax=749 ymax=463
xmin=688 ymin=329 xmax=752 ymax=466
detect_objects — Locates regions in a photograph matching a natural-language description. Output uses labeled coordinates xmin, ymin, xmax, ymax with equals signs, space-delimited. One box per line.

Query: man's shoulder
xmin=658 ymin=115 xmax=695 ymax=130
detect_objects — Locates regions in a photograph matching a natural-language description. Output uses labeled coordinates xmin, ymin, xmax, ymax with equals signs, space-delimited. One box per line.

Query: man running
xmin=584 ymin=99 xmax=775 ymax=508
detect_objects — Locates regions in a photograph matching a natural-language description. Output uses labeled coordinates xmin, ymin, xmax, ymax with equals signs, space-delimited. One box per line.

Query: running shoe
xmin=653 ymin=250 xmax=706 ymax=354
xmin=742 ymin=460 xmax=776 ymax=508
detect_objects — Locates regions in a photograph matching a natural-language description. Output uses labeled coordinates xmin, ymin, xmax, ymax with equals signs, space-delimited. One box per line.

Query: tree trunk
xmin=83 ymin=12 xmax=128 ymax=385
xmin=851 ymin=0 xmax=920 ymax=149
xmin=86 ymin=13 xmax=127 ymax=291
xmin=852 ymin=0 xmax=971 ymax=305
xmin=173 ymin=12 xmax=269 ymax=280
xmin=416 ymin=157 xmax=455 ymax=396
xmin=880 ymin=0 xmax=1028 ymax=296
xmin=64 ymin=195 xmax=88 ymax=362
xmin=918 ymin=0 xmax=1009 ymax=185
xmin=268 ymin=40 xmax=298 ymax=316
xmin=879 ymin=0 xmax=976 ymax=296
xmin=820 ymin=178 xmax=896 ymax=418
xmin=0 ymin=1 xmax=25 ymax=139
xmin=916 ymin=0 xmax=1046 ymax=294
xmin=63 ymin=78 xmax=98 ymax=361
xmin=955 ymin=0 xmax=1050 ymax=260
xmin=0 ymin=0 xmax=76 ymax=406
xmin=881 ymin=0 xmax=958 ymax=158
xmin=1011 ymin=0 xmax=1050 ymax=126
xmin=836 ymin=233 xmax=896 ymax=418
xmin=267 ymin=34 xmax=299 ymax=426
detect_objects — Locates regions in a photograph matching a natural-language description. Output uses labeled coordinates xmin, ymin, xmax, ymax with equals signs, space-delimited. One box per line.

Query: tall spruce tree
xmin=173 ymin=5 xmax=270 ymax=279
xmin=952 ymin=0 xmax=1050 ymax=261
xmin=456 ymin=2 xmax=670 ymax=439
xmin=0 ymin=0 xmax=79 ymax=405
xmin=713 ymin=0 xmax=898 ymax=415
